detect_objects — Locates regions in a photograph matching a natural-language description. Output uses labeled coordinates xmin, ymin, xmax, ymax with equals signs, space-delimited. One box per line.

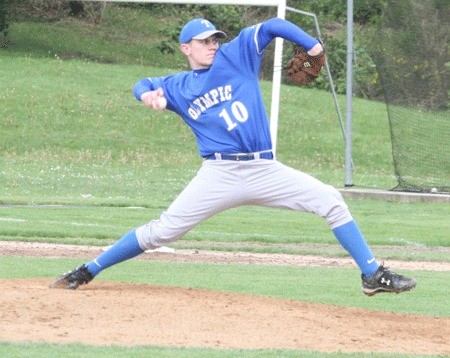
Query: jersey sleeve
xmin=133 ymin=78 xmax=153 ymax=101
xmin=219 ymin=25 xmax=266 ymax=76
xmin=132 ymin=74 xmax=185 ymax=114
xmin=257 ymin=17 xmax=319 ymax=51
xmin=221 ymin=18 xmax=319 ymax=77
xmin=132 ymin=77 xmax=164 ymax=101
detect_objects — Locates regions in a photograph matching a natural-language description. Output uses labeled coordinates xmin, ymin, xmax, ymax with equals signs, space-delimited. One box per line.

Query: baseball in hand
xmin=155 ymin=96 xmax=167 ymax=110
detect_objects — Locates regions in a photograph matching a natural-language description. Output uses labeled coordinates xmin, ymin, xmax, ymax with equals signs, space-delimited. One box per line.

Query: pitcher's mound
xmin=1 ymin=279 xmax=448 ymax=355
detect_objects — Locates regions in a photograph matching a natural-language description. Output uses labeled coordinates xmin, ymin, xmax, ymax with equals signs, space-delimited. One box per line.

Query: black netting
xmin=369 ymin=0 xmax=449 ymax=192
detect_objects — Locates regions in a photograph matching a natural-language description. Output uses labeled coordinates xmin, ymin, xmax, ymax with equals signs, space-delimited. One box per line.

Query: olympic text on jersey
xmin=188 ymin=84 xmax=232 ymax=120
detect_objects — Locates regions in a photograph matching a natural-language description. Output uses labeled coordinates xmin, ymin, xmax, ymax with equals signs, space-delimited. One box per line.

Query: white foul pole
xmin=269 ymin=0 xmax=286 ymax=155
xmin=345 ymin=0 xmax=354 ymax=186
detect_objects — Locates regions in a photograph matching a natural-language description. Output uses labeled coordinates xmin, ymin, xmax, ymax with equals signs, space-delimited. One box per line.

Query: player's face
xmin=181 ymin=36 xmax=221 ymax=70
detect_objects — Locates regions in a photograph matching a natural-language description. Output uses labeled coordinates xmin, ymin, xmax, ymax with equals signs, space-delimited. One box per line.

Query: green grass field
xmin=0 ymin=6 xmax=449 ymax=357
xmin=0 ymin=342 xmax=429 ymax=358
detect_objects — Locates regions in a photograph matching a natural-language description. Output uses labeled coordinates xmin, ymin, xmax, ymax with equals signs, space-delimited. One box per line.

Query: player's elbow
xmin=132 ymin=78 xmax=153 ymax=101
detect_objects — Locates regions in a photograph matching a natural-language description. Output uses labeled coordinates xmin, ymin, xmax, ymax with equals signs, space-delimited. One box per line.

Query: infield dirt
xmin=1 ymin=241 xmax=449 ymax=355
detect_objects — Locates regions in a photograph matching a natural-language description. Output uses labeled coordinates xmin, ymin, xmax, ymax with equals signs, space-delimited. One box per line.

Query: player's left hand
xmin=285 ymin=40 xmax=325 ymax=86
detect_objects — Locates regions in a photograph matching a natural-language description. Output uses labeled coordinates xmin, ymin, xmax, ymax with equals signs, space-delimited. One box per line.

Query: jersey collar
xmin=192 ymin=68 xmax=210 ymax=77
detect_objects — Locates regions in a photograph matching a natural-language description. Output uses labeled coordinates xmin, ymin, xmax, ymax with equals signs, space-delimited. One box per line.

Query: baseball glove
xmin=285 ymin=41 xmax=326 ymax=85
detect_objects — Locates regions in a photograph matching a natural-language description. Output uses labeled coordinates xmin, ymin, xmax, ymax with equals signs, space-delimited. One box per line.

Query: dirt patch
xmin=1 ymin=241 xmax=449 ymax=354
xmin=2 ymin=240 xmax=450 ymax=271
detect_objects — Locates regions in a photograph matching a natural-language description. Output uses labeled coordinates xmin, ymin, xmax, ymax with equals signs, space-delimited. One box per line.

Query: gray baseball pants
xmin=136 ymin=159 xmax=353 ymax=250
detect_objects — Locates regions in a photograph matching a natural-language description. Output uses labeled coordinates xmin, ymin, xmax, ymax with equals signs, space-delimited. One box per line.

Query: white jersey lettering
xmin=200 ymin=93 xmax=215 ymax=109
xmin=188 ymin=85 xmax=232 ymax=120
xmin=193 ymin=98 xmax=206 ymax=112
xmin=188 ymin=106 xmax=201 ymax=120
xmin=209 ymin=89 xmax=220 ymax=105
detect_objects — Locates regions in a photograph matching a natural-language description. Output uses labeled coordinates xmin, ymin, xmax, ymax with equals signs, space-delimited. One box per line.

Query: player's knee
xmin=135 ymin=222 xmax=157 ymax=250
xmin=321 ymin=185 xmax=352 ymax=228
xmin=135 ymin=220 xmax=185 ymax=251
xmin=327 ymin=185 xmax=346 ymax=202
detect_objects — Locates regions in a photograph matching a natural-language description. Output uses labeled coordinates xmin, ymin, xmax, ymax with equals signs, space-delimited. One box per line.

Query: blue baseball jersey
xmin=134 ymin=18 xmax=318 ymax=158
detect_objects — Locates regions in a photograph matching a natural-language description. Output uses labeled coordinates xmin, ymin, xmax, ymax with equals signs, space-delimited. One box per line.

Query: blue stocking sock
xmin=86 ymin=229 xmax=144 ymax=276
xmin=332 ymin=220 xmax=379 ymax=277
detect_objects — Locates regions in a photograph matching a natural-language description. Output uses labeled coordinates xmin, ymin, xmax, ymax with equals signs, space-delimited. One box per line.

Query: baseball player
xmin=51 ymin=17 xmax=416 ymax=296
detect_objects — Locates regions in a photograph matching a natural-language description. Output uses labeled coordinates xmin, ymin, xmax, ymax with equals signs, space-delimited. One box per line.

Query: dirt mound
xmin=1 ymin=279 xmax=449 ymax=354
xmin=1 ymin=241 xmax=449 ymax=354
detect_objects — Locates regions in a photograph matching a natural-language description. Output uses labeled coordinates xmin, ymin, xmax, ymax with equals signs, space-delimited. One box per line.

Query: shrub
xmin=0 ymin=0 xmax=14 ymax=37
xmin=9 ymin=0 xmax=105 ymax=24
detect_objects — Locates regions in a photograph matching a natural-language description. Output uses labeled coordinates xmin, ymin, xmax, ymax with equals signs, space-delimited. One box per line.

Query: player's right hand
xmin=141 ymin=88 xmax=167 ymax=110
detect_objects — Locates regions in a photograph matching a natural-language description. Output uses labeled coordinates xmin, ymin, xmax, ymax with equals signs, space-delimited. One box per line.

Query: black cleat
xmin=362 ymin=264 xmax=417 ymax=296
xmin=50 ymin=264 xmax=94 ymax=290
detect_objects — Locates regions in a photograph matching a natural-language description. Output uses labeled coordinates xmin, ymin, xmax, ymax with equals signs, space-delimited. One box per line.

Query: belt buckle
xmin=236 ymin=154 xmax=253 ymax=161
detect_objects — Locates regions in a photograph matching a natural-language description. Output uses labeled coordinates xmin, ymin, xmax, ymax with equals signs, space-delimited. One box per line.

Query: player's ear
xmin=180 ymin=43 xmax=191 ymax=56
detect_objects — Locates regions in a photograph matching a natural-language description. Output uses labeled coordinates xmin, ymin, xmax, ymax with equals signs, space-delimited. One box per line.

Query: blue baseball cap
xmin=179 ymin=18 xmax=226 ymax=44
